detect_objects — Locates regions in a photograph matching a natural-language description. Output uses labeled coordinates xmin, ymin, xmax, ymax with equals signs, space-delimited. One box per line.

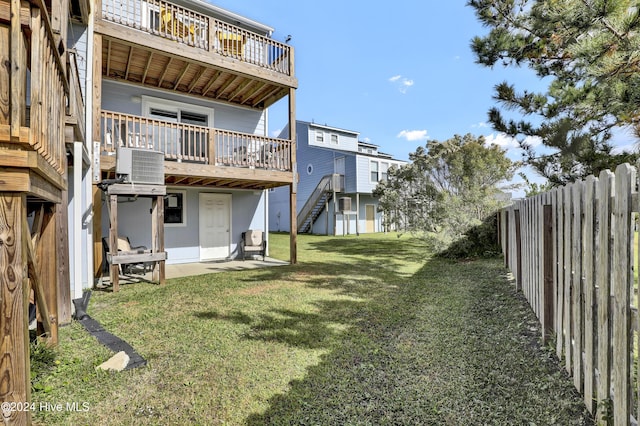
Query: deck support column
xmin=288 ymin=87 xmax=297 ymax=264
xmin=0 ymin=194 xmax=31 ymax=425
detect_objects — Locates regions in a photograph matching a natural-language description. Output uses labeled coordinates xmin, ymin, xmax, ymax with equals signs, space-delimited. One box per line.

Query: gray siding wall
xmin=68 ymin=22 xmax=89 ymax=101
xmin=101 ymin=80 xmax=266 ymax=135
xmin=101 ymin=188 xmax=266 ymax=264
xmin=311 ymin=194 xmax=383 ymax=235
xmin=307 ymin=124 xmax=359 ymax=152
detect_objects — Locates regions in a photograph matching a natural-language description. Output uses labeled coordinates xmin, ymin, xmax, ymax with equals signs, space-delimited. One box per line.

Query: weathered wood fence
xmin=499 ymin=163 xmax=640 ymax=425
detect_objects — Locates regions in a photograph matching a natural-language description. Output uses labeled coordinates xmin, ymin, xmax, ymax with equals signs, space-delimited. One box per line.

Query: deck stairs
xmin=297 ymin=174 xmax=343 ymax=233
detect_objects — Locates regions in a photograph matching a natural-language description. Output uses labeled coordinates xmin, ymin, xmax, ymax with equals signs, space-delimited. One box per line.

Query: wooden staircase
xmin=297 ymin=174 xmax=343 ymax=233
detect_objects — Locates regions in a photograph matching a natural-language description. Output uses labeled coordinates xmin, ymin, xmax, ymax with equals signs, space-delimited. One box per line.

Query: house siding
xmin=68 ymin=22 xmax=89 ymax=101
xmin=269 ymin=121 xmax=406 ymax=235
xmin=101 ymin=188 xmax=266 ymax=264
xmin=101 ymin=80 xmax=267 ymax=135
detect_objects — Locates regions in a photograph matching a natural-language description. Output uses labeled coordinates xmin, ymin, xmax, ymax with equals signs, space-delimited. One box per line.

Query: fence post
xmin=612 ymin=163 xmax=634 ymax=425
xmin=505 ymin=210 xmax=510 ymax=268
xmin=514 ymin=208 xmax=522 ymax=292
xmin=596 ymin=170 xmax=614 ymax=422
xmin=554 ymin=187 xmax=565 ymax=360
xmin=542 ymin=202 xmax=554 ymax=344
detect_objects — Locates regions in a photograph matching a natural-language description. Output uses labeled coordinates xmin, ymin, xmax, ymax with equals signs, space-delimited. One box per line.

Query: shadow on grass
xmin=196 ymin=235 xmax=593 ymax=425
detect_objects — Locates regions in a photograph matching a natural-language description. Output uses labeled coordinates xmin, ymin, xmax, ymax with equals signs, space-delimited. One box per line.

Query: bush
xmin=437 ymin=214 xmax=501 ymax=259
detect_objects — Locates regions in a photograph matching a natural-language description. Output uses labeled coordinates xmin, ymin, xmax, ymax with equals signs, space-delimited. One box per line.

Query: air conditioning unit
xmin=116 ymin=147 xmax=164 ymax=185
xmin=338 ymin=197 xmax=352 ymax=212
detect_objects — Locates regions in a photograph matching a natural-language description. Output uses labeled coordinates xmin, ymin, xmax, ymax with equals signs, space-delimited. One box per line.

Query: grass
xmin=31 ymin=232 xmax=592 ymax=425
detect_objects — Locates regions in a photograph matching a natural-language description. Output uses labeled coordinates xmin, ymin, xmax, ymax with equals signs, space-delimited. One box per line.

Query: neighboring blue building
xmin=270 ymin=121 xmax=407 ymax=235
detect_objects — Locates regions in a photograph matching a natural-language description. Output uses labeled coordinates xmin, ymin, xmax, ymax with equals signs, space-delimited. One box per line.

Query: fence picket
xmin=596 ymin=169 xmax=614 ymax=422
xmin=499 ymin=163 xmax=640 ymax=425
xmin=572 ymin=181 xmax=584 ymax=391
xmin=612 ymin=164 xmax=634 ymax=425
xmin=564 ymin=184 xmax=573 ymax=373
xmin=583 ymin=175 xmax=597 ymax=413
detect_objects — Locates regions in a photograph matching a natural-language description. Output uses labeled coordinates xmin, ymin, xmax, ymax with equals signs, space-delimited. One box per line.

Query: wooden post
xmin=92 ymin=185 xmax=103 ymax=280
xmin=582 ymin=175 xmax=597 ymax=414
xmin=571 ymin=182 xmax=583 ymax=392
xmin=596 ymin=170 xmax=613 ymax=421
xmin=288 ymin=87 xmax=297 ymax=264
xmin=57 ymin=189 xmax=71 ymax=325
xmin=554 ymin=188 xmax=565 ymax=361
xmin=151 ymin=195 xmax=165 ymax=284
xmin=504 ymin=210 xmax=509 ymax=268
xmin=514 ymin=209 xmax=522 ymax=292
xmin=563 ymin=184 xmax=572 ymax=373
xmin=542 ymin=203 xmax=554 ymax=344
xmin=92 ymin=33 xmax=103 ymax=280
xmin=36 ymin=206 xmax=59 ymax=344
xmin=0 ymin=194 xmax=31 ymax=425
xmin=612 ymin=163 xmax=634 ymax=425
xmin=109 ymin=194 xmax=119 ymax=291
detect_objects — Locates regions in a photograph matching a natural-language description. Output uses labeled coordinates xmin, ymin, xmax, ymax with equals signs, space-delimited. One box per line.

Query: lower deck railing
xmin=100 ymin=110 xmax=292 ymax=171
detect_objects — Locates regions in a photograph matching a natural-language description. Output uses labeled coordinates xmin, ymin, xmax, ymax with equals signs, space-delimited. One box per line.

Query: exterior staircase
xmin=297 ymin=174 xmax=343 ymax=233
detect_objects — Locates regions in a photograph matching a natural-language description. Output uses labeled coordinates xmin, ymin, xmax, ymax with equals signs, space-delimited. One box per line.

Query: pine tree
xmin=469 ymin=0 xmax=640 ymax=184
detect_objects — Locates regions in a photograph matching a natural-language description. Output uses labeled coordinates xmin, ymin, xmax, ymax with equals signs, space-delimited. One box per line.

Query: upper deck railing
xmin=100 ymin=0 xmax=292 ymax=77
xmin=100 ymin=110 xmax=293 ymax=172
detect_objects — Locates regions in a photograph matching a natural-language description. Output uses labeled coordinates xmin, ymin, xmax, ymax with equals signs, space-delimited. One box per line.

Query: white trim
xmin=141 ymin=95 xmax=214 ymax=127
xmin=370 ymin=160 xmax=379 ymax=183
xmin=165 ymin=189 xmax=188 ymax=227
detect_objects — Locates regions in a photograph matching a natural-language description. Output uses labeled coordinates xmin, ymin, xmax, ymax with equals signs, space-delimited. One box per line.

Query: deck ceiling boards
xmin=101 ymin=36 xmax=289 ymax=109
xmin=100 ymin=171 xmax=285 ymax=190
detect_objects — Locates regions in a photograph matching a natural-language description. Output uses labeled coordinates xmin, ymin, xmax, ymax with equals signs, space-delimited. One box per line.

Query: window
xmin=331 ymin=134 xmax=338 ymax=145
xmin=381 ymin=162 xmax=389 ymax=182
xmin=315 ymin=131 xmax=324 ymax=143
xmin=370 ymin=161 xmax=379 ymax=182
xmin=164 ymin=191 xmax=186 ymax=226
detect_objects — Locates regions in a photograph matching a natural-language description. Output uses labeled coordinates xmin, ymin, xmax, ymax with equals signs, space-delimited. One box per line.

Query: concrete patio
xmin=97 ymin=257 xmax=289 ymax=287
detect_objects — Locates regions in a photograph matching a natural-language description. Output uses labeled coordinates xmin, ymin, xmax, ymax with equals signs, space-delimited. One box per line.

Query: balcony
xmin=96 ymin=0 xmax=297 ymax=108
xmin=99 ymin=110 xmax=293 ymax=189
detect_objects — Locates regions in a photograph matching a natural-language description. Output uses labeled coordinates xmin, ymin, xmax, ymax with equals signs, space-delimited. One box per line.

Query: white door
xmin=199 ymin=193 xmax=231 ymax=260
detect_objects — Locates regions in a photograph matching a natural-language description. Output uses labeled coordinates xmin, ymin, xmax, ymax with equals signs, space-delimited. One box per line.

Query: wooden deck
xmin=98 ymin=110 xmax=294 ymax=189
xmin=95 ymin=0 xmax=297 ymax=109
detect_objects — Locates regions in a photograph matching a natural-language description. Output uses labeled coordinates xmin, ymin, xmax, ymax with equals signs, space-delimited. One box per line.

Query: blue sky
xmin=211 ymin=1 xmax=635 ymax=195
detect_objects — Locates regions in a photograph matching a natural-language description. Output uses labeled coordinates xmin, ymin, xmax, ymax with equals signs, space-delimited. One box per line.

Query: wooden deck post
xmin=36 ymin=206 xmax=59 ymax=344
xmin=288 ymin=87 xmax=297 ymax=264
xmin=92 ymin=33 xmax=103 ymax=280
xmin=151 ymin=195 xmax=166 ymax=284
xmin=0 ymin=194 xmax=31 ymax=425
xmin=109 ymin=194 xmax=119 ymax=291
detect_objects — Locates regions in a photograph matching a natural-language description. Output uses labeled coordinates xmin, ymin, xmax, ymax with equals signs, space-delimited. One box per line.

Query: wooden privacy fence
xmin=499 ymin=162 xmax=640 ymax=425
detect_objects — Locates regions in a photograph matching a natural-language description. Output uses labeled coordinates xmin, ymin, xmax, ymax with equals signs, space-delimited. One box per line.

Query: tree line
xmin=375 ymin=0 xmax=640 ymax=256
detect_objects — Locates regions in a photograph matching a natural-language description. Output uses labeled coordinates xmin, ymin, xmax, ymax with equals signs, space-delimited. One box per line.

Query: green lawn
xmin=31 ymin=232 xmax=592 ymax=425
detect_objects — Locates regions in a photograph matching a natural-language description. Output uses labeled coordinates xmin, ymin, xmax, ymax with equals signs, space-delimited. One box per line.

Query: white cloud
xmin=484 ymin=133 xmax=520 ymax=150
xmin=397 ymin=130 xmax=428 ymax=142
xmin=389 ymin=75 xmax=414 ymax=93
xmin=472 ymin=122 xmax=489 ymax=128
xmin=484 ymin=133 xmax=542 ymax=150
